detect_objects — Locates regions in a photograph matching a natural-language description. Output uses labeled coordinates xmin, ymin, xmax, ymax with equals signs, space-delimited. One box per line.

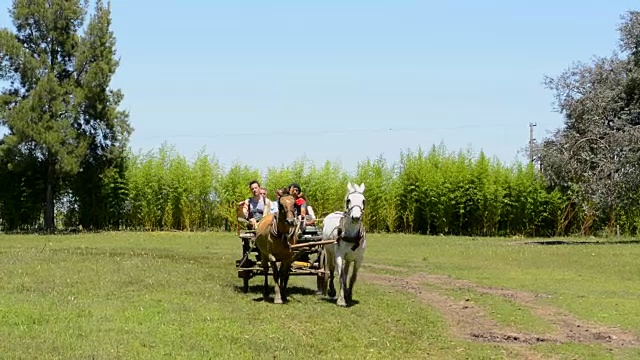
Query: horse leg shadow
xmin=320 ymin=296 xmax=360 ymax=307
xmin=236 ymin=278 xmax=320 ymax=302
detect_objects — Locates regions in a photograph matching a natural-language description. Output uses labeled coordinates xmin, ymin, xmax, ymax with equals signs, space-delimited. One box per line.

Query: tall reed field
xmin=44 ymin=142 xmax=639 ymax=237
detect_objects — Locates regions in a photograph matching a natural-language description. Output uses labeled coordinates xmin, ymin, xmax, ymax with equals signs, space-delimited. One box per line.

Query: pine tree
xmin=0 ymin=0 xmax=131 ymax=231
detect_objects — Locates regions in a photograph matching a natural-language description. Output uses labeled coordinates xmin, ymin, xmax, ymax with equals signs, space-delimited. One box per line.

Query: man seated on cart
xmin=237 ymin=180 xmax=272 ymax=230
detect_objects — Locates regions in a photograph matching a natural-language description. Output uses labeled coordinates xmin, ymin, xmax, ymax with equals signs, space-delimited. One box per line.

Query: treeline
xmin=3 ymin=142 xmax=639 ymax=237
xmin=3 ymin=3 xmax=640 ymax=237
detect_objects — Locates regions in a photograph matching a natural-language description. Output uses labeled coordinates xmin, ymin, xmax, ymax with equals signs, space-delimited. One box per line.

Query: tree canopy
xmin=535 ymin=10 xmax=640 ymax=232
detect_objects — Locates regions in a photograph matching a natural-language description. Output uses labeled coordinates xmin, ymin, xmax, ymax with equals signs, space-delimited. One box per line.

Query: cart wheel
xmin=316 ymin=248 xmax=329 ymax=296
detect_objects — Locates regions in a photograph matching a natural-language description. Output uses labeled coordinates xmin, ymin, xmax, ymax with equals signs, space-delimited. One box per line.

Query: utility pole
xmin=529 ymin=122 xmax=537 ymax=164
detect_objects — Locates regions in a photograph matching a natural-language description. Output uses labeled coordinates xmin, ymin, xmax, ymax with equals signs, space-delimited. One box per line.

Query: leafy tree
xmin=0 ymin=0 xmax=131 ymax=231
xmin=535 ymin=10 xmax=640 ymax=233
xmin=0 ymin=139 xmax=46 ymax=231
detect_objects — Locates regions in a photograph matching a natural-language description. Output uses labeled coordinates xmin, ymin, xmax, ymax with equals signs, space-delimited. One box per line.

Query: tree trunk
xmin=44 ymin=154 xmax=56 ymax=232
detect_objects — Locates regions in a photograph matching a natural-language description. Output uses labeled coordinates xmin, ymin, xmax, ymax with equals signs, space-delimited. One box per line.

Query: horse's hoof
xmin=274 ymin=298 xmax=283 ymax=304
xmin=337 ymin=299 xmax=347 ymax=307
xmin=328 ymin=289 xmax=336 ymax=298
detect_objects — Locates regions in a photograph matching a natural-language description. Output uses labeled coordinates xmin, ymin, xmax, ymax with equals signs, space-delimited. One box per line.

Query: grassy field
xmin=1 ymin=232 xmax=639 ymax=359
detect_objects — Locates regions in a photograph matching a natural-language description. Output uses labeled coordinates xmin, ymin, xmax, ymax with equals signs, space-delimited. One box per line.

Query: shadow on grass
xmin=523 ymin=239 xmax=640 ymax=246
xmin=233 ymin=284 xmax=320 ymax=303
xmin=319 ymin=297 xmax=360 ymax=308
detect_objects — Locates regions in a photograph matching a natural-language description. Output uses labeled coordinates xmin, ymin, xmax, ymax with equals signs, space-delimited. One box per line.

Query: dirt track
xmin=360 ymin=263 xmax=640 ymax=358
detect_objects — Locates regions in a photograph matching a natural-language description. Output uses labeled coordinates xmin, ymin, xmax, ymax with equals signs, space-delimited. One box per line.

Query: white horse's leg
xmin=342 ymin=258 xmax=353 ymax=304
xmin=336 ymin=249 xmax=347 ymax=307
xmin=322 ymin=218 xmax=340 ymax=300
xmin=346 ymin=253 xmax=361 ymax=303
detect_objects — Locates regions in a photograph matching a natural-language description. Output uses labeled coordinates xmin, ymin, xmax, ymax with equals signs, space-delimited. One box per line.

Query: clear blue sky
xmin=1 ymin=0 xmax=638 ymax=175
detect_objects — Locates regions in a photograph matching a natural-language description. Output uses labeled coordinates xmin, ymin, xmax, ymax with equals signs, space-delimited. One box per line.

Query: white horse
xmin=321 ymin=182 xmax=366 ymax=307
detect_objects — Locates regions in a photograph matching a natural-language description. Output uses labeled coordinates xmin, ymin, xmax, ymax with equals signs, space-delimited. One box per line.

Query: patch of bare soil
xmin=362 ymin=272 xmax=549 ymax=360
xmin=361 ymin=268 xmax=640 ymax=353
xmin=408 ymin=272 xmax=640 ymax=348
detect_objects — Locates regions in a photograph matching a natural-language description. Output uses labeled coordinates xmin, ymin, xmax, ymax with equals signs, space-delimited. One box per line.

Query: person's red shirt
xmin=294 ymin=197 xmax=306 ymax=217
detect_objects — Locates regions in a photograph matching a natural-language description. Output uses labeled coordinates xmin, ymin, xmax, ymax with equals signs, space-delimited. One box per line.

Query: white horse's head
xmin=345 ymin=182 xmax=366 ymax=221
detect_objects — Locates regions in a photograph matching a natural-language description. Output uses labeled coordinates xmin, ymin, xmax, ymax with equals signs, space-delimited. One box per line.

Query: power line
xmin=135 ymin=123 xmax=518 ymax=140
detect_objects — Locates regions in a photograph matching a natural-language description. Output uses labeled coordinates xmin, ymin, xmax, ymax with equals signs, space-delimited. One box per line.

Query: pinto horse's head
xmin=278 ymin=194 xmax=297 ymax=226
xmin=345 ymin=182 xmax=366 ymax=221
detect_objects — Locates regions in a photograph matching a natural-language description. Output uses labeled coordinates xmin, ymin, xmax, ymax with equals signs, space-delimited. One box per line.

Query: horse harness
xmin=337 ymin=216 xmax=365 ymax=251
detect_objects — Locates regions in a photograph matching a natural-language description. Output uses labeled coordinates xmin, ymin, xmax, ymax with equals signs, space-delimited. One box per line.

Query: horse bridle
xmin=345 ymin=190 xmax=365 ymax=218
xmin=271 ymin=196 xmax=297 ymax=241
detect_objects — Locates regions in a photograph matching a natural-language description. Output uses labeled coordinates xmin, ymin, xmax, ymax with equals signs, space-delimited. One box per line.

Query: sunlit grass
xmin=1 ymin=231 xmax=639 ymax=359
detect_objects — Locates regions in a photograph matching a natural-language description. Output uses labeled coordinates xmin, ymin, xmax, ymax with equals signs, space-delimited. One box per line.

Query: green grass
xmin=364 ymin=234 xmax=640 ymax=333
xmin=1 ymin=232 xmax=640 ymax=359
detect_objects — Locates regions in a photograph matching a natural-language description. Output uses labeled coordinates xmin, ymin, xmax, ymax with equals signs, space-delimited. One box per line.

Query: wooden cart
xmin=235 ymin=217 xmax=334 ymax=295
